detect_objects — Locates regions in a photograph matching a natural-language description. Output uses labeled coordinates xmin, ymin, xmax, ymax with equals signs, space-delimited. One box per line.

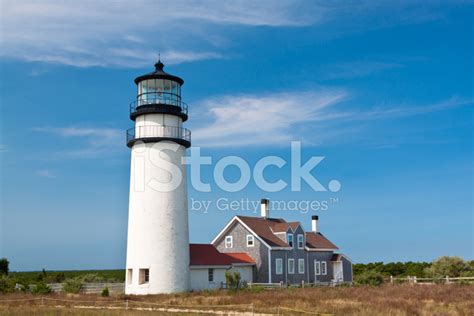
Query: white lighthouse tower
xmin=125 ymin=59 xmax=191 ymax=294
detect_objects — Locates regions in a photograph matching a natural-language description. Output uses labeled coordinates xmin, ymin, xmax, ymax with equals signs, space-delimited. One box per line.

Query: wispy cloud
xmin=0 ymin=0 xmax=320 ymax=68
xmin=32 ymin=126 xmax=123 ymax=158
xmin=191 ymin=90 xmax=348 ymax=147
xmin=36 ymin=169 xmax=57 ymax=178
xmin=0 ymin=1 xmax=460 ymax=68
xmin=192 ymin=93 xmax=473 ymax=147
xmin=320 ymin=61 xmax=404 ymax=80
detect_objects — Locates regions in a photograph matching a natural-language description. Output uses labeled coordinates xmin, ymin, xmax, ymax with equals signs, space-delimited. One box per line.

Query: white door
xmin=333 ymin=261 xmax=343 ymax=282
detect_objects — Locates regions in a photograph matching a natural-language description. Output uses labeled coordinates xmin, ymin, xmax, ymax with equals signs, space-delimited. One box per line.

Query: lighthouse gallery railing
xmin=126 ymin=125 xmax=191 ymax=144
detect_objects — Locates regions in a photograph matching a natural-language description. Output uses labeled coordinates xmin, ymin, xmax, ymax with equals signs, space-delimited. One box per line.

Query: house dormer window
xmin=297 ymin=234 xmax=304 ymax=249
xmin=287 ymin=233 xmax=293 ymax=248
xmin=246 ymin=234 xmax=254 ymax=247
xmin=225 ymin=236 xmax=233 ymax=248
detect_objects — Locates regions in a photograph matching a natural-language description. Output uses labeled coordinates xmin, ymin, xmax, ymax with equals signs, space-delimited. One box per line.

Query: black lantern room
xmin=129 ymin=59 xmax=188 ymax=122
xmin=126 ymin=59 xmax=191 ymax=148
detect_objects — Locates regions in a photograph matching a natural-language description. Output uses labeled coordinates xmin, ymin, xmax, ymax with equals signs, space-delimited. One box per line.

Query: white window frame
xmin=315 ymin=261 xmax=321 ymax=275
xmin=287 ymin=233 xmax=294 ymax=248
xmin=297 ymin=234 xmax=304 ymax=249
xmin=246 ymin=234 xmax=255 ymax=247
xmin=276 ymin=258 xmax=283 ymax=275
xmin=288 ymin=259 xmax=295 ymax=274
xmin=225 ymin=236 xmax=233 ymax=248
xmin=298 ymin=259 xmax=305 ymax=274
xmin=321 ymin=261 xmax=327 ymax=275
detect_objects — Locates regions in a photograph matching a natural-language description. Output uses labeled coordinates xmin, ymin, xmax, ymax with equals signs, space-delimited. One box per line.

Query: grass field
xmin=1 ymin=284 xmax=473 ymax=315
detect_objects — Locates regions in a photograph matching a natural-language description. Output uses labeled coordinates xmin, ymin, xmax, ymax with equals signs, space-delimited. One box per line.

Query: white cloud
xmin=1 ymin=1 xmax=459 ymax=68
xmin=0 ymin=0 xmax=321 ymax=68
xmin=32 ymin=126 xmax=123 ymax=158
xmin=191 ymin=90 xmax=348 ymax=147
xmin=191 ymin=93 xmax=473 ymax=147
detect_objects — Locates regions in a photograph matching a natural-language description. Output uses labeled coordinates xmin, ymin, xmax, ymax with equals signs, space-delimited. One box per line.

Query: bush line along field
xmin=10 ymin=269 xmax=125 ymax=284
xmin=6 ymin=256 xmax=474 ymax=287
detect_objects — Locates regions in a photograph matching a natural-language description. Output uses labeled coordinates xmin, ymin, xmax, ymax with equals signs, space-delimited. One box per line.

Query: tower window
xmin=139 ymin=268 xmax=149 ymax=284
xmin=208 ymin=268 xmax=214 ymax=282
xmin=127 ymin=269 xmax=133 ymax=285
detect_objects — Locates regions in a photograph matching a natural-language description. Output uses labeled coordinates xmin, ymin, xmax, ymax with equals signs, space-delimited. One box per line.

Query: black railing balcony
xmin=126 ymin=125 xmax=191 ymax=148
xmin=129 ymin=92 xmax=188 ymax=121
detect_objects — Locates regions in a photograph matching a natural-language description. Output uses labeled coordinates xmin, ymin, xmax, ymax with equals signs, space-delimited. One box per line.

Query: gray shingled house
xmin=211 ymin=199 xmax=352 ymax=285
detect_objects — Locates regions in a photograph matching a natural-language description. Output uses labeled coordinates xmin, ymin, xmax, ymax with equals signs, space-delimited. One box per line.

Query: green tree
xmin=425 ymin=256 xmax=470 ymax=277
xmin=0 ymin=258 xmax=9 ymax=275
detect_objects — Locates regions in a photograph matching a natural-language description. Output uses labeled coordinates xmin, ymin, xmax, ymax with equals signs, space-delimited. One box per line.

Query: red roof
xmin=190 ymin=244 xmax=255 ymax=266
xmin=305 ymin=232 xmax=339 ymax=250
xmin=236 ymin=216 xmax=290 ymax=247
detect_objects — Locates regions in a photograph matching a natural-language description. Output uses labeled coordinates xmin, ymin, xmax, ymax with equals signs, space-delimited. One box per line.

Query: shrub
xmin=425 ymin=256 xmax=470 ymax=278
xmin=32 ymin=282 xmax=52 ymax=295
xmin=245 ymin=285 xmax=264 ymax=293
xmin=225 ymin=271 xmax=241 ymax=290
xmin=79 ymin=273 xmax=105 ymax=283
xmin=63 ymin=278 xmax=83 ymax=293
xmin=101 ymin=287 xmax=109 ymax=297
xmin=355 ymin=270 xmax=384 ymax=286
xmin=0 ymin=275 xmax=14 ymax=293
xmin=0 ymin=258 xmax=9 ymax=275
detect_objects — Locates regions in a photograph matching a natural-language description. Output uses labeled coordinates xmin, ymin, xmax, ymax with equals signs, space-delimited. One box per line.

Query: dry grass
xmin=1 ymin=284 xmax=473 ymax=315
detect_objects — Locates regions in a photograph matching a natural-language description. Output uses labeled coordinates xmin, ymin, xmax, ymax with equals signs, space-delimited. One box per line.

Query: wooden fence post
xmin=414 ymin=276 xmax=417 ymax=284
xmin=280 ymin=281 xmax=283 ymax=288
xmin=390 ymin=275 xmax=393 ymax=284
xmin=302 ymin=280 xmax=305 ymax=288
xmin=125 ymin=299 xmax=129 ymax=310
xmin=445 ymin=276 xmax=450 ymax=284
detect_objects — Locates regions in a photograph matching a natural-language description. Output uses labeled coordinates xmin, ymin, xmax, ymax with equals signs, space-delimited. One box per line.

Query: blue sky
xmin=0 ymin=1 xmax=473 ymax=271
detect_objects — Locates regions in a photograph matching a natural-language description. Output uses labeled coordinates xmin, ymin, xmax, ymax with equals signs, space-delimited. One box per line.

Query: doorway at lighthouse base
xmin=189 ymin=244 xmax=255 ymax=291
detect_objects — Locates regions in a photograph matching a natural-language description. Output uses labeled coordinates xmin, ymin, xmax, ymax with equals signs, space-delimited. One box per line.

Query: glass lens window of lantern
xmin=148 ymin=79 xmax=157 ymax=93
xmin=140 ymin=81 xmax=149 ymax=101
xmin=164 ymin=80 xmax=171 ymax=92
xmin=171 ymin=81 xmax=178 ymax=95
xmin=156 ymin=79 xmax=164 ymax=92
